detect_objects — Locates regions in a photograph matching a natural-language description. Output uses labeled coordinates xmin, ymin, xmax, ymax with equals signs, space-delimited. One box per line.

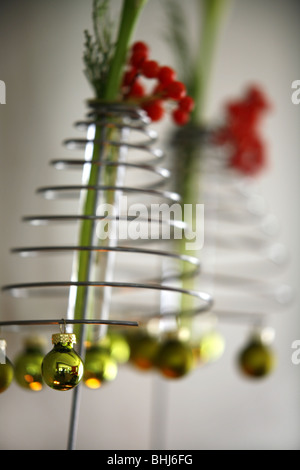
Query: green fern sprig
xmin=83 ymin=0 xmax=116 ymax=99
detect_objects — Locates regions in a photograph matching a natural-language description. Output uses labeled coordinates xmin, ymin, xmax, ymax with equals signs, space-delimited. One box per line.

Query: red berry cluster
xmin=121 ymin=41 xmax=194 ymax=126
xmin=214 ymin=86 xmax=270 ymax=176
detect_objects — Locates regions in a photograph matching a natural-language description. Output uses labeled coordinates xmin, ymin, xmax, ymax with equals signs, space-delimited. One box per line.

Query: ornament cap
xmin=52 ymin=333 xmax=76 ymax=345
xmin=251 ymin=326 xmax=275 ymax=345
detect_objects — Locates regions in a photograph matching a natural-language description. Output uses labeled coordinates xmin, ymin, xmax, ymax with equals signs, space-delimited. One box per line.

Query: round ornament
xmin=42 ymin=333 xmax=84 ymax=391
xmin=83 ymin=344 xmax=118 ymax=390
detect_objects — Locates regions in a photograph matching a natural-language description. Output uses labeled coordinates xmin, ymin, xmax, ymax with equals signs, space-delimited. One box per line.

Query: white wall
xmin=0 ymin=0 xmax=299 ymax=450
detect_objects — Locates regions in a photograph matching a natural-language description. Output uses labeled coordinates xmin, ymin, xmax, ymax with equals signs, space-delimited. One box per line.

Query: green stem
xmin=192 ymin=0 xmax=231 ymax=126
xmin=71 ymin=125 xmax=103 ymax=337
xmin=72 ymin=0 xmax=148 ymax=338
xmin=104 ymin=0 xmax=148 ymax=100
xmin=177 ymin=143 xmax=201 ymax=317
xmin=176 ymin=0 xmax=231 ymax=320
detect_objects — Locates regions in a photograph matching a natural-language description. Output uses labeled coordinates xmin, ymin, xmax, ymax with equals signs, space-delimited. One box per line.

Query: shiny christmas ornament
xmin=128 ymin=332 xmax=160 ymax=371
xmin=14 ymin=336 xmax=45 ymax=391
xmin=195 ymin=331 xmax=225 ymax=365
xmin=0 ymin=339 xmax=14 ymax=393
xmin=83 ymin=344 xmax=118 ymax=390
xmin=42 ymin=333 xmax=84 ymax=391
xmin=155 ymin=338 xmax=194 ymax=379
xmin=100 ymin=331 xmax=130 ymax=364
xmin=238 ymin=330 xmax=276 ymax=379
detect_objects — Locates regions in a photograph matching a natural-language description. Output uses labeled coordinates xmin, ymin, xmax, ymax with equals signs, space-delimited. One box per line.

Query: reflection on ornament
xmin=238 ymin=330 xmax=276 ymax=379
xmin=42 ymin=333 xmax=84 ymax=391
xmin=129 ymin=332 xmax=160 ymax=371
xmin=14 ymin=336 xmax=45 ymax=391
xmin=83 ymin=344 xmax=118 ymax=390
xmin=0 ymin=339 xmax=14 ymax=393
xmin=155 ymin=338 xmax=195 ymax=379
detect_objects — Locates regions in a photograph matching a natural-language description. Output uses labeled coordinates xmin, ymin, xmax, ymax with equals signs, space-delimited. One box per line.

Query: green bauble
xmin=155 ymin=338 xmax=194 ymax=379
xmin=128 ymin=332 xmax=160 ymax=371
xmin=14 ymin=337 xmax=44 ymax=391
xmin=42 ymin=333 xmax=84 ymax=391
xmin=0 ymin=358 xmax=14 ymax=393
xmin=238 ymin=339 xmax=276 ymax=378
xmin=0 ymin=339 xmax=14 ymax=393
xmin=100 ymin=331 xmax=130 ymax=364
xmin=195 ymin=331 xmax=225 ymax=365
xmin=83 ymin=344 xmax=118 ymax=390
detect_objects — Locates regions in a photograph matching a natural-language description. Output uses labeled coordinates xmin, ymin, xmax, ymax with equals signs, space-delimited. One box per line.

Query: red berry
xmin=130 ymin=49 xmax=148 ymax=68
xmin=226 ymin=101 xmax=244 ymax=119
xmin=129 ymin=41 xmax=149 ymax=69
xmin=165 ymin=81 xmax=186 ymax=100
xmin=132 ymin=41 xmax=149 ymax=54
xmin=143 ymin=100 xmax=165 ymax=122
xmin=151 ymin=83 xmax=167 ymax=98
xmin=158 ymin=66 xmax=176 ymax=86
xmin=246 ymin=85 xmax=269 ymax=111
xmin=122 ymin=67 xmax=138 ymax=87
xmin=127 ymin=80 xmax=145 ymax=98
xmin=141 ymin=60 xmax=160 ymax=79
xmin=179 ymin=95 xmax=195 ymax=113
xmin=172 ymin=108 xmax=189 ymax=126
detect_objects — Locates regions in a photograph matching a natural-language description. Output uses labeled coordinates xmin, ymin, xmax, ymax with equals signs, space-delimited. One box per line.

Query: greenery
xmin=83 ymin=0 xmax=116 ymax=99
xmin=164 ymin=0 xmax=231 ymax=317
xmin=163 ymin=0 xmax=231 ymax=125
xmin=83 ymin=0 xmax=148 ymax=100
xmin=73 ymin=0 xmax=148 ymax=339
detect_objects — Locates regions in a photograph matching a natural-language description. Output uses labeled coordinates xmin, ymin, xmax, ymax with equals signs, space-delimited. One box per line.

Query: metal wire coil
xmin=2 ymin=102 xmax=213 ymax=326
xmin=193 ymin=136 xmax=292 ymax=324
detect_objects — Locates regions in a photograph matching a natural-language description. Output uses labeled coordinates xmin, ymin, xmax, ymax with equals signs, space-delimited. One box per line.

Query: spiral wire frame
xmin=2 ymin=104 xmax=213 ymax=320
xmin=1 ymin=102 xmax=213 ymax=449
xmin=196 ymin=141 xmax=292 ymax=328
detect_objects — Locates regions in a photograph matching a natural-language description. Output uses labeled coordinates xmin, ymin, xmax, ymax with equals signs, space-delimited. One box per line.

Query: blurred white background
xmin=0 ymin=0 xmax=299 ymax=450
